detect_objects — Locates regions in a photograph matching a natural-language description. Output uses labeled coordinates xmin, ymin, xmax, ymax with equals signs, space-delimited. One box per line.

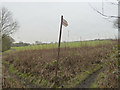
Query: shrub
xmin=2 ymin=34 xmax=13 ymax=52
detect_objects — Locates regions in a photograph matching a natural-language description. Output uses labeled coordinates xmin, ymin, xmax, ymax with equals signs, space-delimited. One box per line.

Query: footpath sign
xmin=54 ymin=15 xmax=68 ymax=86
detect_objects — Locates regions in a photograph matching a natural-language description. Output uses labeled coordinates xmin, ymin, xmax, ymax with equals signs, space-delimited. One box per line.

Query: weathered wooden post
xmin=54 ymin=15 xmax=68 ymax=87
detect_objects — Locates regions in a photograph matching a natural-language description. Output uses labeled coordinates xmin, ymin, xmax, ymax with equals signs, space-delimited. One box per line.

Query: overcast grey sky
xmin=1 ymin=2 xmax=118 ymax=43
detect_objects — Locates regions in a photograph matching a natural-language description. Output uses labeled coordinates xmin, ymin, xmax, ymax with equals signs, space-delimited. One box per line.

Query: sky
xmin=1 ymin=1 xmax=118 ymax=43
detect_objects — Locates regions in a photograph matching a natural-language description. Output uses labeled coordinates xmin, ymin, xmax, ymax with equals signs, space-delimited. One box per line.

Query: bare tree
xmin=89 ymin=1 xmax=118 ymax=18
xmin=88 ymin=0 xmax=119 ymax=28
xmin=0 ymin=7 xmax=19 ymax=37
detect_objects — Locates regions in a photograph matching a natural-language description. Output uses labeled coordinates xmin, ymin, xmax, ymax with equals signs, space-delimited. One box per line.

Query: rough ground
xmin=76 ymin=67 xmax=104 ymax=88
xmin=3 ymin=61 xmax=104 ymax=88
xmin=2 ymin=62 xmax=40 ymax=88
xmin=2 ymin=41 xmax=117 ymax=88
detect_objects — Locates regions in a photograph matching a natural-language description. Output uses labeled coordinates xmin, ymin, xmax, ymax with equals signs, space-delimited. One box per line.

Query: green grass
xmin=4 ymin=40 xmax=112 ymax=53
xmin=90 ymin=83 xmax=98 ymax=88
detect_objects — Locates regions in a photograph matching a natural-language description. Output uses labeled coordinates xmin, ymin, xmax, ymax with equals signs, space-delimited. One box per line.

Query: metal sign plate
xmin=62 ymin=19 xmax=68 ymax=27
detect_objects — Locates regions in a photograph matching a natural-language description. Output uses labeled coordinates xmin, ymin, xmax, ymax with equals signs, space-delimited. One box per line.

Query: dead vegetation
xmin=2 ymin=40 xmax=118 ymax=88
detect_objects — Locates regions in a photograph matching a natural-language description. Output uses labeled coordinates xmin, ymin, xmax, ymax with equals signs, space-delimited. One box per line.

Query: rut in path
xmin=76 ymin=67 xmax=104 ymax=88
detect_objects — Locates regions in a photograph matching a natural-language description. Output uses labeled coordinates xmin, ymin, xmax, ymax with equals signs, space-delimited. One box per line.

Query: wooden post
xmin=54 ymin=15 xmax=63 ymax=87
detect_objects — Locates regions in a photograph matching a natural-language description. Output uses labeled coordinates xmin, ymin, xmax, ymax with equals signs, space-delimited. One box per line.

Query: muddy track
xmin=3 ymin=62 xmax=41 ymax=88
xmin=76 ymin=67 xmax=104 ymax=88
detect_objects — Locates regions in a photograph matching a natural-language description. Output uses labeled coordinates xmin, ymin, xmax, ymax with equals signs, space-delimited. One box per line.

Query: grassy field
xmin=4 ymin=40 xmax=113 ymax=53
xmin=2 ymin=40 xmax=119 ymax=88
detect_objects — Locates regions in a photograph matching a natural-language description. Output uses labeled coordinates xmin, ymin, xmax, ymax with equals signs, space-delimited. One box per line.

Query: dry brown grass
xmin=92 ymin=45 xmax=119 ymax=88
xmin=2 ymin=65 xmax=26 ymax=88
xmin=2 ymin=41 xmax=117 ymax=88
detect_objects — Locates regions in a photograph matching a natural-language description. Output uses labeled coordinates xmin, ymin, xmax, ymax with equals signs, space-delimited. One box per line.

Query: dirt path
xmin=76 ymin=67 xmax=104 ymax=88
